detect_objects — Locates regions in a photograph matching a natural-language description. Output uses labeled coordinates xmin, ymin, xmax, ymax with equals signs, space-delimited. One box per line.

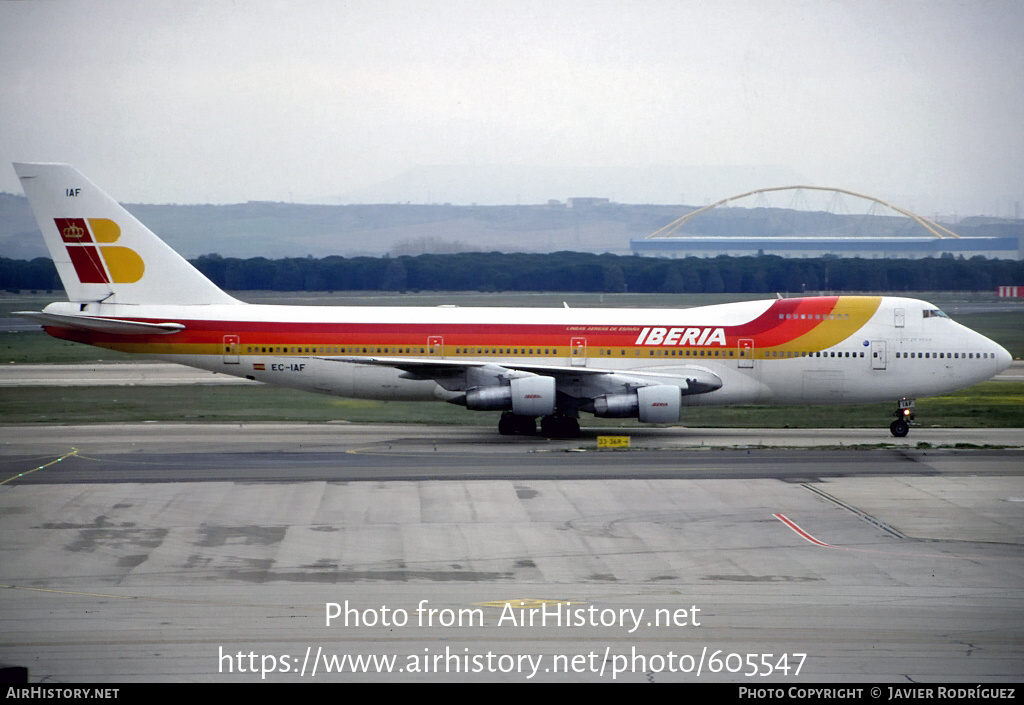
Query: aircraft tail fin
xmin=13 ymin=163 xmax=237 ymax=305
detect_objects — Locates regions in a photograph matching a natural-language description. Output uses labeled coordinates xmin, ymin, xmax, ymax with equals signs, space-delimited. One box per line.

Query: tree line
xmin=2 ymin=251 xmax=1022 ymax=294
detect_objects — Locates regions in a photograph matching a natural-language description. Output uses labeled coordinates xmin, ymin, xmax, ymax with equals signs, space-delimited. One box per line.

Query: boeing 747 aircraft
xmin=12 ymin=163 xmax=1012 ymax=438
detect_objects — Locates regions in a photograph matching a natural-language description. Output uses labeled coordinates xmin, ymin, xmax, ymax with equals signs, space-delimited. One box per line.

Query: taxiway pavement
xmin=0 ymin=422 xmax=1021 ymax=683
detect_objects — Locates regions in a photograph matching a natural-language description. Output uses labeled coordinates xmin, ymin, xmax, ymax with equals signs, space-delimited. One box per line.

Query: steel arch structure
xmin=646 ymin=185 xmax=961 ymax=239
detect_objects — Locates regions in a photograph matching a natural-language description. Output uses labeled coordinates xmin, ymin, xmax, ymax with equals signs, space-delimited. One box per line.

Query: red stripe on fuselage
xmin=730 ymin=297 xmax=840 ymax=348
xmin=46 ymin=297 xmax=846 ymax=349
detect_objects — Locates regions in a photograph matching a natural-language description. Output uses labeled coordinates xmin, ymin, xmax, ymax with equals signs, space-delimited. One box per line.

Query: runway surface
xmin=1 ymin=422 xmax=1022 ymax=683
xmin=1 ymin=423 xmax=1023 ymax=482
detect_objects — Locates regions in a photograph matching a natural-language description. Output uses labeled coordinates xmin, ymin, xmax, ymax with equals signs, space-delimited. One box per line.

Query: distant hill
xmin=1 ymin=191 xmax=1020 ymax=260
xmin=0 ymin=193 xmax=689 ymax=259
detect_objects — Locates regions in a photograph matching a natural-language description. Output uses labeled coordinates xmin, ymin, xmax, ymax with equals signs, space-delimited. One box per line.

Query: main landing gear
xmin=498 ymin=412 xmax=581 ymax=438
xmin=498 ymin=412 xmax=536 ymax=436
xmin=890 ymin=399 xmax=915 ymax=437
xmin=540 ymin=414 xmax=581 ymax=439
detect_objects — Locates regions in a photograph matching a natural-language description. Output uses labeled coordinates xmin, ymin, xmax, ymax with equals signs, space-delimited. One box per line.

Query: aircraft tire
xmin=498 ymin=413 xmax=517 ymax=436
xmin=500 ymin=413 xmax=536 ymax=436
xmin=889 ymin=419 xmax=910 ymax=437
xmin=515 ymin=415 xmax=537 ymax=435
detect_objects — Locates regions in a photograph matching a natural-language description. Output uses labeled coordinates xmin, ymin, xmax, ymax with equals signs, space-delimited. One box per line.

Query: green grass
xmin=0 ymin=381 xmax=1020 ymax=427
xmin=0 ymin=331 xmax=133 ymax=363
xmin=0 ymin=385 xmax=500 ymax=425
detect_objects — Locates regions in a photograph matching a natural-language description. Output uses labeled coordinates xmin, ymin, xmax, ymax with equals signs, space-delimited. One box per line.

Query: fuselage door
xmin=738 ymin=339 xmax=754 ymax=368
xmin=871 ymin=340 xmax=887 ymax=370
xmin=222 ymin=334 xmax=240 ymax=364
xmin=894 ymin=308 xmax=905 ymax=328
xmin=428 ymin=336 xmax=444 ymax=358
xmin=570 ymin=337 xmax=587 ymax=367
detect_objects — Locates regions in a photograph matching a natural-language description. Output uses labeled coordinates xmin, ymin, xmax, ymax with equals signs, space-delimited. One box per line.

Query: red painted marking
xmin=66 ymin=245 xmax=109 ymax=283
xmin=773 ymin=513 xmax=832 ymax=547
xmin=55 ymin=218 xmax=93 ymax=243
xmin=78 ymin=316 xmax=823 ymax=346
xmin=51 ymin=295 xmax=866 ymax=352
xmin=736 ymin=298 xmax=843 ymax=347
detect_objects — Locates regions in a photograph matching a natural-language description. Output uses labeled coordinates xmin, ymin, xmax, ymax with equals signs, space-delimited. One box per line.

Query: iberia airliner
xmin=12 ymin=163 xmax=1012 ymax=438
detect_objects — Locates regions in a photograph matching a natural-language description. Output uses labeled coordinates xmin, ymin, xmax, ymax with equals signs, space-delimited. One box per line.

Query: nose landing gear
xmin=890 ymin=400 xmax=915 ymax=437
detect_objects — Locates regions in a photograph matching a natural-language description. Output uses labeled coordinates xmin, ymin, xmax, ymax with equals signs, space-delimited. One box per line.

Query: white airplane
xmin=13 ymin=163 xmax=1012 ymax=438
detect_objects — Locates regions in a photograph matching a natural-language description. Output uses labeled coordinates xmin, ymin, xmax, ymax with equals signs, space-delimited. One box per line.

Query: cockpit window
xmin=922 ymin=309 xmax=949 ymax=319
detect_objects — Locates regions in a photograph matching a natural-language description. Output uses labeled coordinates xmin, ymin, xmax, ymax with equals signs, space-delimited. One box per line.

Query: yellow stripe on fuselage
xmin=760 ymin=296 xmax=881 ymax=355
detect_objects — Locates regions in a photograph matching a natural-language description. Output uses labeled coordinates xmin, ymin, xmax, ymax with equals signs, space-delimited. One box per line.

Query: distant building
xmin=631 ymin=186 xmax=1024 ymax=260
xmin=567 ymin=197 xmax=610 ymax=209
xmin=631 ymin=235 xmax=1023 ymax=260
xmin=997 ymin=285 xmax=1023 ymax=297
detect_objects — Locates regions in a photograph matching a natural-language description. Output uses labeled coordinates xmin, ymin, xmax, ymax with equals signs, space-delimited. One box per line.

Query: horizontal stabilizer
xmin=14 ymin=311 xmax=185 ymax=335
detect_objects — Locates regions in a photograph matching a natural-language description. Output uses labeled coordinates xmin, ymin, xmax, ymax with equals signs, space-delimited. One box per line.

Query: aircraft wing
xmin=322 ymin=354 xmax=624 ymax=377
xmin=318 ymin=355 xmax=723 ymax=395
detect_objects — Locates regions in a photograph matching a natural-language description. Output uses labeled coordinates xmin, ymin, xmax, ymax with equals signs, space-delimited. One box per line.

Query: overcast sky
xmin=2 ymin=0 xmax=1022 ymax=216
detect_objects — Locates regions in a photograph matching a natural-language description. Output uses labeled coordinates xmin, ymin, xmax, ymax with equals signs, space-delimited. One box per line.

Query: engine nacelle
xmin=593 ymin=393 xmax=639 ymax=418
xmin=509 ymin=375 xmax=556 ymax=416
xmin=465 ymin=384 xmax=513 ymax=410
xmin=637 ymin=385 xmax=682 ymax=423
xmin=465 ymin=375 xmax=556 ymax=417
xmin=593 ymin=384 xmax=681 ymax=422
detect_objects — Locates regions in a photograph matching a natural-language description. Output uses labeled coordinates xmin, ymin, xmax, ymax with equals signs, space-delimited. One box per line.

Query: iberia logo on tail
xmin=54 ymin=218 xmax=144 ymax=284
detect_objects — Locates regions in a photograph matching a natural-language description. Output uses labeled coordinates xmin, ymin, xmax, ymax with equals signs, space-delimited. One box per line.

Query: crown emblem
xmin=62 ymin=222 xmax=86 ymax=239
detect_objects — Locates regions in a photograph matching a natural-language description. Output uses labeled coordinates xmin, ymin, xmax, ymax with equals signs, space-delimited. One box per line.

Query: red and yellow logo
xmin=54 ymin=218 xmax=144 ymax=284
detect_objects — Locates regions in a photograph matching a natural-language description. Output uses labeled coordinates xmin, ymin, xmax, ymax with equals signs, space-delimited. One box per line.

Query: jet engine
xmin=465 ymin=375 xmax=556 ymax=416
xmin=593 ymin=384 xmax=682 ymax=423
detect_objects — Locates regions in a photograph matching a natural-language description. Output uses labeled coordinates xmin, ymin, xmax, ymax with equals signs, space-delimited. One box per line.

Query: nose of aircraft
xmin=995 ymin=343 xmax=1012 ymax=373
